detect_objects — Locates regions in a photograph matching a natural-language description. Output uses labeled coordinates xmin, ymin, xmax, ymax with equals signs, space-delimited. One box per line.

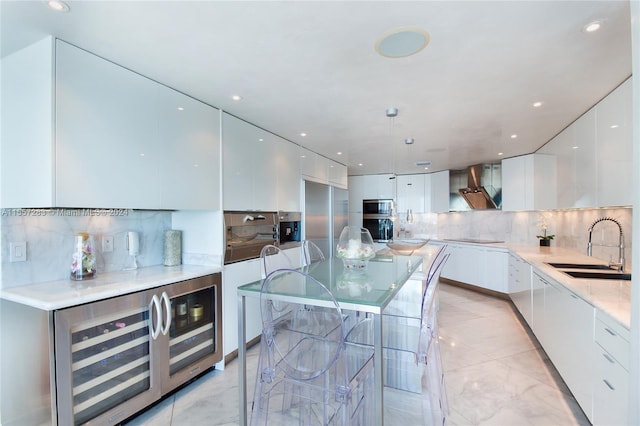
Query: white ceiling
xmin=1 ymin=1 xmax=632 ymax=176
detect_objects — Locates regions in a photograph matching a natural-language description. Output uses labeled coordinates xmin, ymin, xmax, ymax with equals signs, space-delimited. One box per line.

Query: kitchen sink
xmin=546 ymin=262 xmax=613 ymax=270
xmin=561 ymin=270 xmax=631 ymax=281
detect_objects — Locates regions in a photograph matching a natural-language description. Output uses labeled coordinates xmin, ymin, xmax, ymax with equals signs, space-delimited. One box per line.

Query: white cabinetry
xmin=508 ymin=253 xmax=532 ymax=326
xmin=592 ymin=310 xmax=629 ymax=425
xmin=275 ymin=136 xmax=301 ymax=211
xmin=425 ymin=170 xmax=450 ymax=213
xmin=439 ymin=243 xmax=508 ymax=293
xmin=222 ymin=113 xmax=277 ymax=211
xmin=501 ymin=154 xmax=556 ymax=211
xmin=595 ymin=79 xmax=633 ymax=207
xmin=538 ymin=78 xmax=632 ymax=208
xmin=2 ymin=37 xmax=220 ymax=210
xmin=396 ymin=174 xmax=425 ymax=213
xmin=222 ymin=259 xmax=263 ymax=358
xmin=299 ymin=147 xmax=347 ymax=189
xmin=531 ymin=271 xmax=594 ymax=422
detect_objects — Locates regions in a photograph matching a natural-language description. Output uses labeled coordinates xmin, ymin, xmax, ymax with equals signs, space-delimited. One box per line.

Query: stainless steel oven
xmin=224 ymin=211 xmax=278 ymax=264
xmin=362 ymin=199 xmax=394 ymax=242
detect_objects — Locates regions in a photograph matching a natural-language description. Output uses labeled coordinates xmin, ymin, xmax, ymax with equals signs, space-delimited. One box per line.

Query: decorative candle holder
xmin=70 ymin=233 xmax=96 ymax=280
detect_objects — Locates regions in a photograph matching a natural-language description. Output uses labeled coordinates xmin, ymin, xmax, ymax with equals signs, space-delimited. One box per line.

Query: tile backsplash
xmin=400 ymin=207 xmax=633 ymax=270
xmin=1 ymin=209 xmax=171 ymax=288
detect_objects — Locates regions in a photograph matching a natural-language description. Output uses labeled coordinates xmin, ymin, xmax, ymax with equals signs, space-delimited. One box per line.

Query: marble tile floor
xmin=124 ymin=283 xmax=589 ymax=426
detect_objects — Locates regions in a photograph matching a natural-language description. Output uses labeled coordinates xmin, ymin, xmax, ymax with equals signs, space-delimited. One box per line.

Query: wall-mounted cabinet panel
xmin=595 ymin=79 xmax=632 ymax=207
xmin=425 ymin=170 xmax=450 ymax=213
xmin=222 ymin=113 xmax=277 ymax=211
xmin=56 ymin=40 xmax=162 ymax=208
xmin=538 ymin=79 xmax=631 ymax=209
xmin=275 ymin=136 xmax=301 ymax=211
xmin=328 ymin=160 xmax=348 ymax=189
xmin=1 ymin=37 xmax=55 ymax=208
xmin=2 ymin=37 xmax=220 ymax=210
xmin=502 ymin=154 xmax=556 ymax=211
xmin=397 ymin=174 xmax=425 ymax=213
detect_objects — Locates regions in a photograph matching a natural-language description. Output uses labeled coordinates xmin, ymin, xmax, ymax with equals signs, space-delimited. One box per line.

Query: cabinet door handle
xmin=604 ymin=327 xmax=617 ymax=337
xmin=149 ymin=294 xmax=162 ymax=340
xmin=603 ymin=379 xmax=615 ymax=391
xmin=602 ymin=352 xmax=615 ymax=364
xmin=160 ymin=291 xmax=172 ymax=336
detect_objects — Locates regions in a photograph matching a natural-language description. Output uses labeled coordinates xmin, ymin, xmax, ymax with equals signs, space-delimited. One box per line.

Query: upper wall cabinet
xmin=300 ymin=147 xmax=347 ymax=189
xmin=502 ymin=154 xmax=556 ymax=211
xmin=538 ymin=78 xmax=632 ymax=209
xmin=425 ymin=170 xmax=450 ymax=213
xmin=274 ymin=135 xmax=301 ymax=211
xmin=222 ymin=113 xmax=278 ymax=211
xmin=2 ymin=37 xmax=220 ymax=210
xmin=396 ymin=174 xmax=425 ymax=213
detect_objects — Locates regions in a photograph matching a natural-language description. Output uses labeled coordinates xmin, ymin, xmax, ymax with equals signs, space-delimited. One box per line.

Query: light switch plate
xmin=102 ymin=235 xmax=114 ymax=252
xmin=10 ymin=241 xmax=27 ymax=262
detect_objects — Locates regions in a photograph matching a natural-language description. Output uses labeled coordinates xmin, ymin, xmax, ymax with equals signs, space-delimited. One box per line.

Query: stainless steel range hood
xmin=451 ymin=164 xmax=502 ymax=210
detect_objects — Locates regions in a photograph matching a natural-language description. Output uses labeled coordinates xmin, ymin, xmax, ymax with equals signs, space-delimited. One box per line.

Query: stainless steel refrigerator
xmin=303 ymin=181 xmax=349 ymax=259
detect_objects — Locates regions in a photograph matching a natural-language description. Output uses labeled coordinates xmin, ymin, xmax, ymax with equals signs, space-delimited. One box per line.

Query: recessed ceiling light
xmin=572 ymin=146 xmax=579 ymax=149
xmin=231 ymin=95 xmax=242 ymax=101
xmin=583 ymin=21 xmax=602 ymax=33
xmin=533 ymin=101 xmax=543 ymax=108
xmin=337 ymin=152 xmax=342 ymax=155
xmin=300 ymin=133 xmax=307 ymax=137
xmin=375 ymin=27 xmax=430 ymax=58
xmin=358 ymin=163 xmax=364 ymax=167
xmin=610 ymin=124 xmax=619 ymax=129
xmin=177 ymin=107 xmax=184 ymax=111
xmin=45 ymin=0 xmax=70 ymax=12
xmin=300 ymin=155 xmax=306 ymax=159
xmin=498 ymin=152 xmax=504 ymax=156
xmin=258 ymin=138 xmax=264 ymax=142
xmin=510 ymin=134 xmax=518 ymax=139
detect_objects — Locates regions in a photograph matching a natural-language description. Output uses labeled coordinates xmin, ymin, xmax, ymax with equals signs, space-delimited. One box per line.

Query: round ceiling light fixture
xmin=375 ymin=26 xmax=430 ymax=58
xmin=404 ymin=138 xmax=414 ymax=145
xmin=45 ymin=0 xmax=70 ymax=12
xmin=386 ymin=107 xmax=398 ymax=117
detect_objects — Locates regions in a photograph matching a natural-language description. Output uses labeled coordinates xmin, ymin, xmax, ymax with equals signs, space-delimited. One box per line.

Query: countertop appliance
xmin=304 ymin=181 xmax=348 ymax=258
xmin=278 ymin=211 xmax=301 ymax=249
xmin=224 ymin=211 xmax=278 ymax=264
xmin=362 ymin=199 xmax=394 ymax=242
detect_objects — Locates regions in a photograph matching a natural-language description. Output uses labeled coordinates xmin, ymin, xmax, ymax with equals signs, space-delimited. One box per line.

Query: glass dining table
xmin=237 ymin=254 xmax=423 ymax=426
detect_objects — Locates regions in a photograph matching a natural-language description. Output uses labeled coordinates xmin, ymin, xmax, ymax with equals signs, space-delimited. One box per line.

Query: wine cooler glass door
xmin=54 ymin=290 xmax=160 ymax=425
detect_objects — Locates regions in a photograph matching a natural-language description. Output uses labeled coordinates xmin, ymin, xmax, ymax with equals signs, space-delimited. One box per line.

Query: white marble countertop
xmin=427 ymin=240 xmax=631 ymax=330
xmin=0 ymin=264 xmax=222 ymax=311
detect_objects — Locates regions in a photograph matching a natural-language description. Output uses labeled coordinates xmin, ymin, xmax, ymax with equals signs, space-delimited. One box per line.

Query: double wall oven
xmin=362 ymin=199 xmax=394 ymax=242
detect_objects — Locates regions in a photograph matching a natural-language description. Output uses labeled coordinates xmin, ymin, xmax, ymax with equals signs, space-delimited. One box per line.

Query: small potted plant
xmin=537 ymin=228 xmax=555 ymax=247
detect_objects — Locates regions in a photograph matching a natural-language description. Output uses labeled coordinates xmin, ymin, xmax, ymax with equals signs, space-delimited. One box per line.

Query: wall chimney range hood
xmin=451 ymin=164 xmax=502 ymax=210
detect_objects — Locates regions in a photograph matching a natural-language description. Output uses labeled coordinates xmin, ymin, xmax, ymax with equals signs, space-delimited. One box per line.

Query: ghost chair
xmin=250 ymin=269 xmax=375 ymax=426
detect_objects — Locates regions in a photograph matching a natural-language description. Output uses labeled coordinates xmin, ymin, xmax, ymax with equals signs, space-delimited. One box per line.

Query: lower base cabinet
xmin=1 ymin=274 xmax=222 ymax=426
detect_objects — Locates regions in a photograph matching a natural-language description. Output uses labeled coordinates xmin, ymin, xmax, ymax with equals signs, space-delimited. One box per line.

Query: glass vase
xmin=336 ymin=226 xmax=375 ymax=269
xmin=70 ymin=233 xmax=96 ymax=280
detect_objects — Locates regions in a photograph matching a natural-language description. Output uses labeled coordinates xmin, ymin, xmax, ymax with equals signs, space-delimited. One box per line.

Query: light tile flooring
xmin=124 ymin=283 xmax=589 ymax=425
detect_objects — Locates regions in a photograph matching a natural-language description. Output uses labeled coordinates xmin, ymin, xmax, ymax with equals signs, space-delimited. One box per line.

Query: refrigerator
xmin=303 ymin=180 xmax=349 ymax=259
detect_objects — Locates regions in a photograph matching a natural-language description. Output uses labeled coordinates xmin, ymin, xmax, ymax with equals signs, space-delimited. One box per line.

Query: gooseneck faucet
xmin=587 ymin=217 xmax=625 ymax=272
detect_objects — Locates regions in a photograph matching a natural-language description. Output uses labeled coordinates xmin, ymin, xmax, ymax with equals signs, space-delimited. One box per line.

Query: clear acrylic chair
xmin=302 ymin=240 xmax=326 ymax=266
xmin=250 ymin=269 xmax=375 ymax=426
xmin=260 ymin=244 xmax=293 ymax=278
xmin=349 ymin=245 xmax=450 ymax=425
xmin=384 ymin=246 xmax=450 ymax=425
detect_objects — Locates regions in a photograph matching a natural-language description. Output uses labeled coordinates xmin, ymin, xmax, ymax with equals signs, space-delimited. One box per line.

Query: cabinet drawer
xmin=594 ymin=315 xmax=629 ymax=371
xmin=594 ymin=346 xmax=629 ymax=425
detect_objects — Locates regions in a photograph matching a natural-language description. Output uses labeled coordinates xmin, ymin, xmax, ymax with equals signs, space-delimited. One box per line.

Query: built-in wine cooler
xmin=53 ymin=274 xmax=222 ymax=425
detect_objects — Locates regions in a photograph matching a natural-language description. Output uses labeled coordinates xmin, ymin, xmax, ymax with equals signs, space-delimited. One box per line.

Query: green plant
xmin=536 ymin=229 xmax=555 ymax=241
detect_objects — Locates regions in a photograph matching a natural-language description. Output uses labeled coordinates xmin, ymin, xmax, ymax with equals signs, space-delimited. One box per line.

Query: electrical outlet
xmin=102 ymin=235 xmax=114 ymax=252
xmin=10 ymin=241 xmax=27 ymax=262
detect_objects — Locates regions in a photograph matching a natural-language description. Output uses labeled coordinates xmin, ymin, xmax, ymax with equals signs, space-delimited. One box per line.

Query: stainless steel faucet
xmin=587 ymin=217 xmax=625 ymax=272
